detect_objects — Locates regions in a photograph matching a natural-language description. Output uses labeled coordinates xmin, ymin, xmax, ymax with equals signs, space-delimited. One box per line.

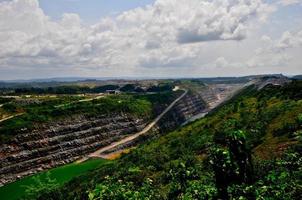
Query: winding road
xmin=78 ymin=81 xmax=254 ymax=162
xmin=77 ymin=89 xmax=188 ymax=162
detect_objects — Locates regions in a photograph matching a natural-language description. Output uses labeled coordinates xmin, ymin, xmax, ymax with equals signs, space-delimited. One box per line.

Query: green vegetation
xmin=174 ymin=79 xmax=205 ymax=92
xmin=146 ymin=83 xmax=174 ymax=93
xmin=120 ymin=84 xmax=136 ymax=92
xmin=0 ymin=159 xmax=109 ymax=200
xmin=0 ymin=97 xmax=13 ymax=104
xmin=34 ymin=81 xmax=302 ymax=200
xmin=4 ymin=85 xmax=120 ymax=95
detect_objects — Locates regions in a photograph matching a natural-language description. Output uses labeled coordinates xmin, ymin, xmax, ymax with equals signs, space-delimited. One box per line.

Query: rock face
xmin=0 ymin=114 xmax=147 ymax=186
xmin=157 ymin=93 xmax=206 ymax=131
xmin=255 ymin=75 xmax=290 ymax=90
xmin=198 ymin=84 xmax=244 ymax=109
xmin=101 ymin=92 xmax=208 ymax=154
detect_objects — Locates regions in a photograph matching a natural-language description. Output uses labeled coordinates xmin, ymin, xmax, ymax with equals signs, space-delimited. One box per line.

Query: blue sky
xmin=39 ymin=0 xmax=155 ymax=23
xmin=269 ymin=2 xmax=302 ymax=35
xmin=0 ymin=0 xmax=301 ymax=79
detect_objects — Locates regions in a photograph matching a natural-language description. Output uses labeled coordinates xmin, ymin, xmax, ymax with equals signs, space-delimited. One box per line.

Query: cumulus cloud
xmin=176 ymin=0 xmax=274 ymax=43
xmin=257 ymin=31 xmax=302 ymax=53
xmin=0 ymin=0 xmax=275 ymax=76
xmin=247 ymin=30 xmax=302 ymax=68
xmin=200 ymin=29 xmax=302 ymax=71
xmin=214 ymin=57 xmax=229 ymax=68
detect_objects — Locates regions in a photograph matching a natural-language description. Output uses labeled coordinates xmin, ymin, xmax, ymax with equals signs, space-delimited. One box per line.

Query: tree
xmin=120 ymin=84 xmax=136 ymax=92
xmin=210 ymin=130 xmax=253 ymax=199
xmin=226 ymin=130 xmax=253 ymax=184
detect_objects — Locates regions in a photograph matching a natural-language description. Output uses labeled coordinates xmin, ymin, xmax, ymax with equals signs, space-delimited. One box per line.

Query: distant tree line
xmin=0 ymin=83 xmax=174 ymax=95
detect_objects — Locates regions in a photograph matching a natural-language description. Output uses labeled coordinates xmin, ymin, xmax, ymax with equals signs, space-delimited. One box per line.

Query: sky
xmin=0 ymin=0 xmax=301 ymax=80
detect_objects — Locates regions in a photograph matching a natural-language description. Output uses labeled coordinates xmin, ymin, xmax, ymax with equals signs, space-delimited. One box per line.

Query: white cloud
xmin=246 ymin=30 xmax=302 ymax=68
xmin=199 ymin=29 xmax=302 ymax=72
xmin=176 ymin=0 xmax=274 ymax=43
xmin=215 ymin=57 xmax=229 ymax=68
xmin=257 ymin=30 xmax=302 ymax=53
xmin=0 ymin=0 xmax=287 ymax=78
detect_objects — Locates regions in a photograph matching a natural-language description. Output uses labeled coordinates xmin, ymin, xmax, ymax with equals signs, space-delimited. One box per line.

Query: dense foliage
xmin=0 ymin=83 xmax=174 ymax=95
xmin=146 ymin=84 xmax=174 ymax=93
xmin=0 ymin=97 xmax=14 ymax=104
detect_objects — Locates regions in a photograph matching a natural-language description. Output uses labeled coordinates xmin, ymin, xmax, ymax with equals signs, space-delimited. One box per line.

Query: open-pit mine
xmin=0 ymin=76 xmax=288 ymax=188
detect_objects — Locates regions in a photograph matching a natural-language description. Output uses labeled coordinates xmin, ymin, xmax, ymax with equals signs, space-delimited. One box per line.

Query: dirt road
xmin=0 ymin=113 xmax=24 ymax=123
xmin=77 ymin=90 xmax=188 ymax=162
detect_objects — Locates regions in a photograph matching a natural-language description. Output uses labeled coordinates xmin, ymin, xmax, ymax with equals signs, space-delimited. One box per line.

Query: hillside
xmin=293 ymin=75 xmax=302 ymax=80
xmin=24 ymin=80 xmax=302 ymax=200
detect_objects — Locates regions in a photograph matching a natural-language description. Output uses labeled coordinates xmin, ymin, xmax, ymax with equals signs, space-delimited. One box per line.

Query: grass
xmin=0 ymin=159 xmax=109 ymax=200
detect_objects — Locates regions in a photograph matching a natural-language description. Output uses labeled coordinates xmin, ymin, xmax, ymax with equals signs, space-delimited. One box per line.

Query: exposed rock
xmin=0 ymin=114 xmax=146 ymax=186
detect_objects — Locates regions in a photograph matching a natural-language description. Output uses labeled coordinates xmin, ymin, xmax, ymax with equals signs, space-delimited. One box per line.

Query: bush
xmin=24 ymin=172 xmax=59 ymax=199
xmin=88 ymin=177 xmax=157 ymax=200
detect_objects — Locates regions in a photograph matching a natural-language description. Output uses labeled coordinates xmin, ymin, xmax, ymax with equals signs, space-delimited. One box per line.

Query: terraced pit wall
xmin=101 ymin=92 xmax=207 ymax=155
xmin=0 ymin=114 xmax=147 ymax=186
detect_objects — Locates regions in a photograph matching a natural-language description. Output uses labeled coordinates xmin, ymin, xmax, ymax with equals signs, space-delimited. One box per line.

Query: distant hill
xmin=0 ymin=74 xmax=291 ymax=84
xmin=190 ymin=77 xmax=250 ymax=84
xmin=0 ymin=77 xmax=112 ymax=83
xmin=292 ymin=75 xmax=302 ymax=80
